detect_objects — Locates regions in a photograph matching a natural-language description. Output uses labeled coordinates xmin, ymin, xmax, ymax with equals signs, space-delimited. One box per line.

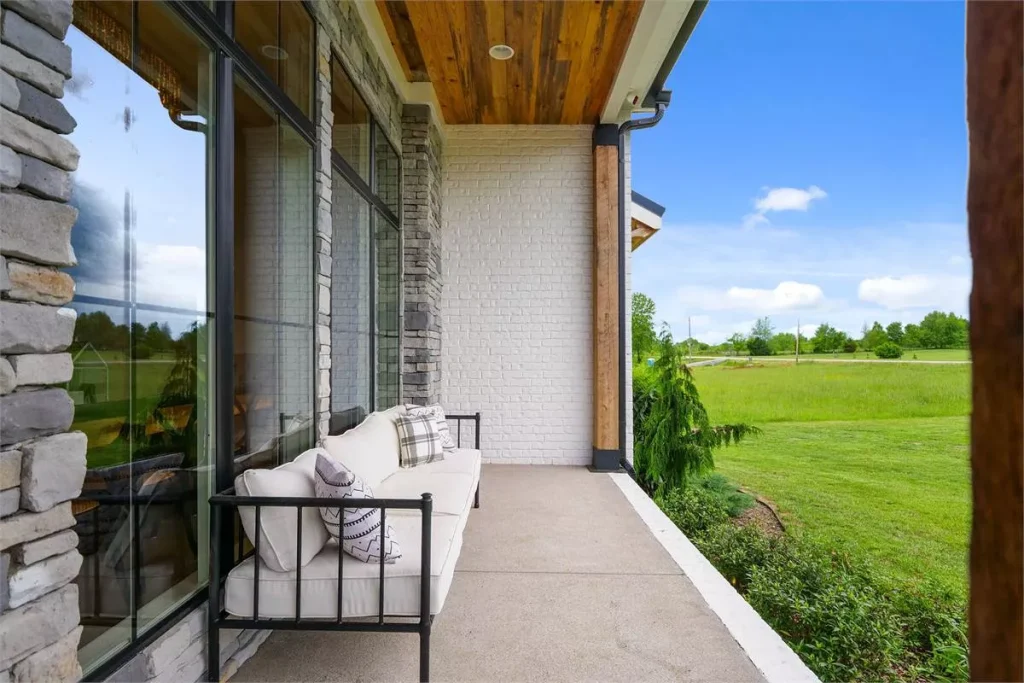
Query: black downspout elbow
xmin=615 ymin=103 xmax=668 ymax=475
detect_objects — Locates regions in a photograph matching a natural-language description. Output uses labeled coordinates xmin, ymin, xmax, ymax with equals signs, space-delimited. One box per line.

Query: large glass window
xmin=232 ymin=78 xmax=315 ymax=471
xmin=331 ymin=59 xmax=370 ymax=180
xmin=65 ymin=2 xmax=214 ymax=672
xmin=374 ymin=124 xmax=401 ymax=214
xmin=330 ymin=173 xmax=372 ymax=431
xmin=235 ymin=0 xmax=313 ymax=118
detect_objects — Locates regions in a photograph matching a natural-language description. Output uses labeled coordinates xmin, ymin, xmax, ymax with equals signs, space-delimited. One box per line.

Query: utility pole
xmin=687 ymin=317 xmax=692 ymax=359
xmin=796 ymin=318 xmax=800 ymax=364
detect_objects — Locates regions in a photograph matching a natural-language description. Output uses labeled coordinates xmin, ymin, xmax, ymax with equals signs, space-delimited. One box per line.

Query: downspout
xmin=616 ymin=100 xmax=668 ymax=475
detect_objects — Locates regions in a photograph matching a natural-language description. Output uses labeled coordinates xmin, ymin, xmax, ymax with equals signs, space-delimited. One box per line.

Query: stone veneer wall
xmin=401 ymin=104 xmax=444 ymax=405
xmin=0 ymin=0 xmax=86 ymax=681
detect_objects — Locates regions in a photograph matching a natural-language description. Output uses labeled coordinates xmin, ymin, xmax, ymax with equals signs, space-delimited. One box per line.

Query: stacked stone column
xmin=0 ymin=1 xmax=86 ymax=681
xmin=314 ymin=25 xmax=333 ymax=442
xmin=401 ymin=104 xmax=443 ymax=406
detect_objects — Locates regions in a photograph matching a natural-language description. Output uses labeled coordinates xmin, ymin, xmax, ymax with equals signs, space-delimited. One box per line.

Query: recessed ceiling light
xmin=488 ymin=44 xmax=514 ymax=61
xmin=261 ymin=45 xmax=289 ymax=61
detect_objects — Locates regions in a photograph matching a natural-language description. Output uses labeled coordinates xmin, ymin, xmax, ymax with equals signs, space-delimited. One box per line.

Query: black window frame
xmin=328 ymin=54 xmax=402 ymax=414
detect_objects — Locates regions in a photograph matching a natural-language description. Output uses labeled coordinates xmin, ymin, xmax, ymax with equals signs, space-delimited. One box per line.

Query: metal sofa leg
xmin=419 ymin=621 xmax=431 ymax=682
xmin=474 ymin=483 xmax=480 ymax=509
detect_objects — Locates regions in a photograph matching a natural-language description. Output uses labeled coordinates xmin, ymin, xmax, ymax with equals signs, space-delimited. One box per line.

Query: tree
xmin=862 ymin=322 xmax=887 ymax=351
xmin=811 ymin=323 xmax=847 ymax=353
xmin=727 ymin=333 xmax=747 ymax=356
xmin=747 ymin=337 xmax=772 ymax=356
xmin=769 ymin=332 xmax=797 ymax=355
xmin=750 ymin=316 xmax=774 ymax=342
xmin=632 ymin=293 xmax=658 ymax=363
xmin=919 ymin=310 xmax=969 ymax=348
xmin=904 ymin=323 xmax=924 ymax=348
xmin=886 ymin=322 xmax=904 ymax=345
xmin=632 ymin=327 xmax=759 ymax=497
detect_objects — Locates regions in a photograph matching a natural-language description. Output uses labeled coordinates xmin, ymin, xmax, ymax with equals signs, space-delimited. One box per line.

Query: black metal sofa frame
xmin=207 ymin=413 xmax=481 ymax=683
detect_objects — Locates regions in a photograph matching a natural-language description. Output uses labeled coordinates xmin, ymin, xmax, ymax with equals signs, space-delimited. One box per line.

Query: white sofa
xmin=223 ymin=406 xmax=481 ymax=621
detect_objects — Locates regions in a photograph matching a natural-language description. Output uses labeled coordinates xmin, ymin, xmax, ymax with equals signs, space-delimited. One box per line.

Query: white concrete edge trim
xmin=351 ymin=0 xmax=448 ymax=142
xmin=608 ymin=472 xmax=821 ymax=683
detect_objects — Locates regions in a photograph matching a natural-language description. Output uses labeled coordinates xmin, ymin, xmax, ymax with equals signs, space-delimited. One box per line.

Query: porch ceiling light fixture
xmin=261 ymin=45 xmax=289 ymax=61
xmin=488 ymin=44 xmax=515 ymax=60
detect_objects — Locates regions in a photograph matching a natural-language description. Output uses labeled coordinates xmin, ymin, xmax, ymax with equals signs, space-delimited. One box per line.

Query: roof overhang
xmin=355 ymin=1 xmax=706 ymax=127
xmin=631 ymin=191 xmax=665 ymax=250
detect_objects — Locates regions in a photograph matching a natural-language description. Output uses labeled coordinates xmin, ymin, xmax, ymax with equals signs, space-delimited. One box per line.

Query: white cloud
xmin=857 ymin=275 xmax=970 ymax=310
xmin=77 ymin=243 xmax=207 ymax=314
xmin=743 ymin=185 xmax=827 ymax=229
xmin=677 ymin=281 xmax=828 ymax=314
xmin=755 ymin=185 xmax=827 ymax=213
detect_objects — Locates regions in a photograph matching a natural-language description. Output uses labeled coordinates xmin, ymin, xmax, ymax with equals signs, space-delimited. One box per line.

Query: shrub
xmin=657 ymin=480 xmax=968 ymax=682
xmin=746 ymin=337 xmax=772 ymax=356
xmin=843 ymin=338 xmax=859 ymax=353
xmin=660 ymin=484 xmax=730 ymax=537
xmin=875 ymin=341 xmax=904 ymax=359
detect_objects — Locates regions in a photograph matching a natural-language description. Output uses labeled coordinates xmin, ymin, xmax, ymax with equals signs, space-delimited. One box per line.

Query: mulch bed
xmin=733 ymin=495 xmax=786 ymax=537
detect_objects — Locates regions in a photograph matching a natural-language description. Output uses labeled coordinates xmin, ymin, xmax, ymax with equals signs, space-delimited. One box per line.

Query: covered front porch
xmin=230 ymin=466 xmax=767 ymax=682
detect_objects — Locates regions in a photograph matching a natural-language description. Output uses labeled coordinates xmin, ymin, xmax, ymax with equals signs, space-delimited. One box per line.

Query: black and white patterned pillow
xmin=314 ymin=453 xmax=401 ymax=563
xmin=396 ymin=414 xmax=444 ymax=468
xmin=405 ymin=403 xmax=456 ymax=450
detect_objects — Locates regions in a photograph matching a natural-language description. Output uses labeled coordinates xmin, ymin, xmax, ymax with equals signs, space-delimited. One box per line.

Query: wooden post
xmin=592 ymin=125 xmax=620 ymax=470
xmin=966 ymin=2 xmax=1023 ymax=680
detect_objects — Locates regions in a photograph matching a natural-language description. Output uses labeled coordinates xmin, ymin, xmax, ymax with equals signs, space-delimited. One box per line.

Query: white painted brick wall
xmin=441 ymin=126 xmax=593 ymax=466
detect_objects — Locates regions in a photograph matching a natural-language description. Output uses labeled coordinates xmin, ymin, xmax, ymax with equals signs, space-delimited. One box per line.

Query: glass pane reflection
xmin=65 ymin=1 xmax=214 ymax=672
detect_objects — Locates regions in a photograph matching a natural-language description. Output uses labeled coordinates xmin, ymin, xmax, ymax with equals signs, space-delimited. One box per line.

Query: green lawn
xmin=693 ymin=361 xmax=970 ymax=423
xmin=691 ymin=362 xmax=971 ymax=595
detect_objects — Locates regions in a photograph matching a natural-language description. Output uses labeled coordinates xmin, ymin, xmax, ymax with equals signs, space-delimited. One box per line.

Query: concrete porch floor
xmin=232 ymin=465 xmax=764 ymax=682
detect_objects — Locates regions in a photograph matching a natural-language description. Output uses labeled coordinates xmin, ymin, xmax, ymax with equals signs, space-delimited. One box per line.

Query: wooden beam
xmin=593 ymin=139 xmax=619 ymax=460
xmin=966 ymin=2 xmax=1023 ymax=680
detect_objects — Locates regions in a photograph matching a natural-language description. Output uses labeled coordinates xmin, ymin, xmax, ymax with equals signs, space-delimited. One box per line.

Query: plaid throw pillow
xmin=396 ymin=414 xmax=444 ymax=468
xmin=405 ymin=403 xmax=457 ymax=450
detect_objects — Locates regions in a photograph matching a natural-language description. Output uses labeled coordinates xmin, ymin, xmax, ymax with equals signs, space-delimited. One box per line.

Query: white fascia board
xmin=351 ymin=1 xmax=447 ymax=141
xmin=632 ymin=202 xmax=663 ymax=232
xmin=601 ymin=0 xmax=696 ymax=123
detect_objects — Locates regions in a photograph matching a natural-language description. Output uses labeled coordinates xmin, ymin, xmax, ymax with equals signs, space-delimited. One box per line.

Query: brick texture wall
xmin=441 ymin=126 xmax=593 ymax=465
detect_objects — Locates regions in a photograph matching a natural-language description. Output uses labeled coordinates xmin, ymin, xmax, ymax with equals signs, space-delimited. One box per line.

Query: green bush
xmin=657 ymin=482 xmax=968 ymax=682
xmin=843 ymin=338 xmax=859 ymax=353
xmin=746 ymin=337 xmax=772 ymax=356
xmin=875 ymin=342 xmax=904 ymax=359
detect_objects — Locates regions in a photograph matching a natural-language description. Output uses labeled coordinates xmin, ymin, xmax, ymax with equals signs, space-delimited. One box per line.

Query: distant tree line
xmin=629 ymin=293 xmax=969 ymax=361
xmin=73 ymin=311 xmax=182 ymax=359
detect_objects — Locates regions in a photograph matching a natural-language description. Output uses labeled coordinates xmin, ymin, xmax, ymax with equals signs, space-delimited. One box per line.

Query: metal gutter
xmin=641 ymin=0 xmax=708 ymax=109
xmin=617 ymin=103 xmax=668 ymax=471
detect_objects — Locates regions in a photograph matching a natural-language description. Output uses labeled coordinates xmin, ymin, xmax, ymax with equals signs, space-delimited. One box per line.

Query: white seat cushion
xmin=322 ymin=412 xmax=401 ymax=488
xmin=225 ymin=514 xmax=461 ymax=619
xmin=415 ymin=448 xmax=481 ymax=479
xmin=234 ymin=448 xmax=329 ymax=573
xmin=375 ymin=470 xmax=474 ymax=518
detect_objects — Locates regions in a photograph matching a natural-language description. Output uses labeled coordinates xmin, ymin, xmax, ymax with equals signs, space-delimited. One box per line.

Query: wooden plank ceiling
xmin=377 ymin=0 xmax=644 ymax=125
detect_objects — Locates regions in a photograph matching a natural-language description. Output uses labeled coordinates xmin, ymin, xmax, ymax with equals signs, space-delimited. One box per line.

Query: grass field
xmin=692 ymin=361 xmax=971 ymax=594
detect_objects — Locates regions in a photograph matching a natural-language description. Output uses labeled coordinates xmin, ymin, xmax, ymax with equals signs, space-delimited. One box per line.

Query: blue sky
xmin=631 ymin=0 xmax=969 ymax=344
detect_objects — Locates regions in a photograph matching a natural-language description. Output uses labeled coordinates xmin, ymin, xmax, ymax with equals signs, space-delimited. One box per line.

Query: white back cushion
xmin=235 ymin=448 xmax=329 ymax=573
xmin=322 ymin=411 xmax=402 ymax=488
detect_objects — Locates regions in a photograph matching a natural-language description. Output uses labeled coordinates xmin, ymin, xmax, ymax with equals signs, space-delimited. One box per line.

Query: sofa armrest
xmin=445 ymin=412 xmax=481 ymax=449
